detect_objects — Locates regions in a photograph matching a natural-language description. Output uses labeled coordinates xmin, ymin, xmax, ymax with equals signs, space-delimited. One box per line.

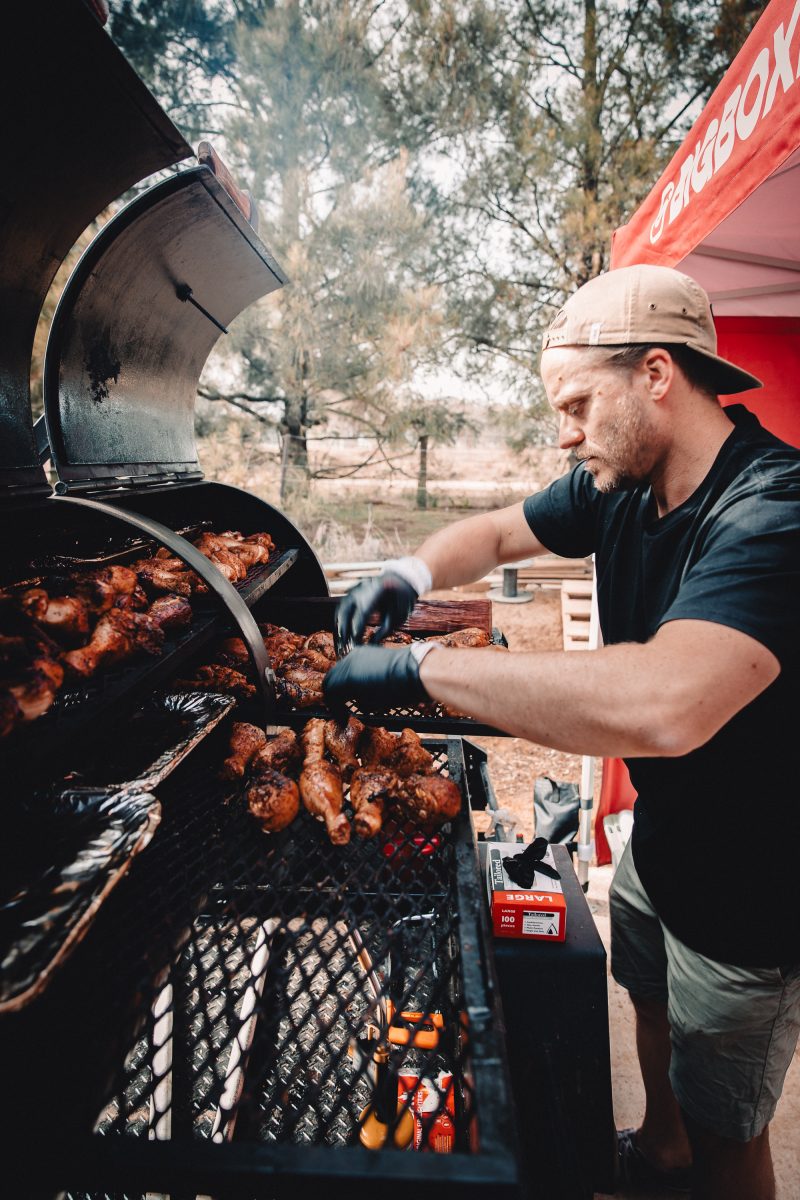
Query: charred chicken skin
xmin=349 ymin=767 xmax=395 ymax=838
xmin=430 ymin=627 xmax=491 ymax=648
xmin=277 ymin=666 xmax=326 ymax=708
xmin=395 ymin=773 xmax=462 ymax=828
xmin=304 ymin=630 xmax=335 ymax=660
xmin=246 ymin=768 xmax=299 ymax=833
xmin=221 ymin=721 xmax=268 ymax=780
xmin=253 ymin=727 xmax=302 ymax=774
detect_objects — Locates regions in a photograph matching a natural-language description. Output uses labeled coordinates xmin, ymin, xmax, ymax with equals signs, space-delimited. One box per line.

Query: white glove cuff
xmin=383 ymin=556 xmax=433 ymax=597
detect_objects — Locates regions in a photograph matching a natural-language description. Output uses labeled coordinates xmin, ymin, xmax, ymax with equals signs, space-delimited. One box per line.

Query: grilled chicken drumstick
xmin=300 ymin=718 xmax=350 ymax=844
xmin=253 ymin=727 xmax=302 ymax=774
xmin=62 ymin=608 xmax=164 ymax=678
xmin=349 ymin=767 xmax=396 ymax=838
xmin=18 ymin=589 xmax=90 ymax=644
xmin=221 ymin=722 xmax=268 ymax=780
xmin=171 ymin=664 xmax=256 ymax=700
xmin=323 ymin=716 xmax=364 ymax=780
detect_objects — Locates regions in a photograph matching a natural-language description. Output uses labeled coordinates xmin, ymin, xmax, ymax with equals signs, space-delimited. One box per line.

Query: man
xmin=324 ymin=265 xmax=800 ymax=1200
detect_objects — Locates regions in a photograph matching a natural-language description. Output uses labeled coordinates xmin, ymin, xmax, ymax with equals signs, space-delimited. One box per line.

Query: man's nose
xmin=558 ymin=414 xmax=584 ymax=450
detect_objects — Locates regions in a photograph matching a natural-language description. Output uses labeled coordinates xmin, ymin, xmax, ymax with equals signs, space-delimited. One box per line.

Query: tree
xmin=390 ymin=1 xmax=767 ymax=428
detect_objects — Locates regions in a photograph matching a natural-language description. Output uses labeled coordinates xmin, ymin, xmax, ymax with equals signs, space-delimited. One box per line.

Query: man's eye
xmin=567 ymin=403 xmax=583 ymax=417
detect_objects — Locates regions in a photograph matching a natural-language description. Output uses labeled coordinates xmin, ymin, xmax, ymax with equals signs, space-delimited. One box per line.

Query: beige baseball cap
xmin=542 ymin=264 xmax=762 ymax=394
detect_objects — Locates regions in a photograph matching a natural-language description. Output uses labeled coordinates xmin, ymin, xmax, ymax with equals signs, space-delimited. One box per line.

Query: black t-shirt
xmin=523 ymin=406 xmax=800 ymax=967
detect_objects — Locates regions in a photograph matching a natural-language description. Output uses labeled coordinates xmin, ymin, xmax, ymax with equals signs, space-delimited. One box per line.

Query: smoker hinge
xmin=55 ymin=470 xmax=204 ymax=495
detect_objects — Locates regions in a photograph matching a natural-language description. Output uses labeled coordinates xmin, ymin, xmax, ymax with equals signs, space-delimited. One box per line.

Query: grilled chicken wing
xmin=396 ymin=773 xmax=461 ymax=828
xmin=171 ymin=664 xmax=256 ymax=700
xmin=221 ymin=721 xmax=268 ymax=780
xmin=215 ymin=531 xmax=274 ymax=568
xmin=246 ymin=768 xmax=299 ymax=833
xmin=323 ymin=716 xmax=364 ymax=780
xmin=304 ymin=630 xmax=335 ymax=660
xmin=277 ymin=666 xmax=325 ymax=708
xmin=192 ymin=533 xmax=248 ymax=582
xmin=361 ymin=725 xmax=400 ymax=767
xmin=299 ymin=759 xmax=350 ymax=844
xmin=253 ymin=727 xmax=302 ymax=774
xmin=349 ymin=767 xmax=396 ymax=838
xmin=133 ymin=557 xmax=197 ymax=598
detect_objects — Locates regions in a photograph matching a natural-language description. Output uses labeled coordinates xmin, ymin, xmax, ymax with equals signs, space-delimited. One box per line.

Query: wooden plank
xmin=561 ymin=579 xmax=593 ymax=651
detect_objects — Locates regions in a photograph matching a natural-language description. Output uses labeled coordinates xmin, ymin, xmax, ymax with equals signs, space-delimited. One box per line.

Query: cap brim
xmin=687 ymin=343 xmax=763 ymax=394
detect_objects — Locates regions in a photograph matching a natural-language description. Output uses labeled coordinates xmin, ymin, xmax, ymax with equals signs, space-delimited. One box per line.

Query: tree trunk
xmin=280 ymin=391 xmax=309 ymax=503
xmin=579 ymin=0 xmax=602 ymax=285
xmin=416 ymin=434 xmax=429 ymax=510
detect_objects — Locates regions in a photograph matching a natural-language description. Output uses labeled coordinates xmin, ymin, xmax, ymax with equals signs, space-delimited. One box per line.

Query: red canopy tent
xmin=594 ymin=0 xmax=800 ymax=862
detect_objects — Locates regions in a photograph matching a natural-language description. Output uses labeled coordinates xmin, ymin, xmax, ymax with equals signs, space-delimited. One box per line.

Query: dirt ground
xmin=431 ymin=581 xmax=800 ymax=1200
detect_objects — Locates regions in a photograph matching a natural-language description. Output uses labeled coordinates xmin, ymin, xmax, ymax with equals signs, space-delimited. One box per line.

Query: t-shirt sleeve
xmin=658 ymin=486 xmax=800 ymax=665
xmin=523 ymin=464 xmax=601 ymax=558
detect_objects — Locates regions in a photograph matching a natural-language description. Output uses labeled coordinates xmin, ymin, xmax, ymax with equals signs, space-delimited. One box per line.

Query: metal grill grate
xmin=48 ymin=732 xmax=518 ymax=1198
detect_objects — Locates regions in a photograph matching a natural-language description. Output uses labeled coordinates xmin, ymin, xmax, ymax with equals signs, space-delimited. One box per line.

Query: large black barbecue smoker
xmin=0 ymin=4 xmax=614 ymax=1199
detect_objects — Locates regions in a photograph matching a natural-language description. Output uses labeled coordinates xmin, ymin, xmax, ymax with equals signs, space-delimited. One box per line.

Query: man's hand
xmin=335 ymin=557 xmax=432 ymax=651
xmin=323 ymin=645 xmax=431 ymax=715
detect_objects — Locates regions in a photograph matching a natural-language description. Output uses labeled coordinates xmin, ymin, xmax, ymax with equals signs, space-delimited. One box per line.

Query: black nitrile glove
xmin=323 ymin=645 xmax=431 ymax=715
xmin=336 ymin=570 xmax=419 ymax=652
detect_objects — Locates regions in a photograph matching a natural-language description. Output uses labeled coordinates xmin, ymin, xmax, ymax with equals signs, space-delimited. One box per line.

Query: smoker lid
xmin=0 ymin=0 xmax=192 ymax=497
xmin=44 ymin=166 xmax=287 ymax=493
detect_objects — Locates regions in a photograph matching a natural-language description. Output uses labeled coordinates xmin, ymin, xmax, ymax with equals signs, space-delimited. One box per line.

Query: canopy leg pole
xmin=577 ymin=560 xmax=600 ymax=890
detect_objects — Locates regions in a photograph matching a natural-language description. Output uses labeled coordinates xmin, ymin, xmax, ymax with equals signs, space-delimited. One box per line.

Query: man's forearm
xmin=414 ymin=505 xmax=543 ymax=589
xmin=418 ymin=643 xmax=685 ymax=757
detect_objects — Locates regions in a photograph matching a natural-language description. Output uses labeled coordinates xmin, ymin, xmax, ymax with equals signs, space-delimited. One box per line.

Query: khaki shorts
xmin=609 ymin=839 xmax=800 ymax=1142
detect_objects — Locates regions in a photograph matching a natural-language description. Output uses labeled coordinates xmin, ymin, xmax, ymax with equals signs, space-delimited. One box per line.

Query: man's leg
xmin=630 ymin=993 xmax=692 ymax=1172
xmin=682 ymin=1115 xmax=774 ymax=1200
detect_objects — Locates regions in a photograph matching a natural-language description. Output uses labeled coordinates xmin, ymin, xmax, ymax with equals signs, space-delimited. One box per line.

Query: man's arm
xmin=415 ymin=501 xmax=551 ymax=589
xmin=419 ymin=619 xmax=779 ymax=756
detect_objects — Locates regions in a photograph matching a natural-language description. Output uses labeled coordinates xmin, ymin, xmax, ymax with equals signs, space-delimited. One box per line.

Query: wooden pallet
xmin=561 ymin=577 xmax=594 ymax=650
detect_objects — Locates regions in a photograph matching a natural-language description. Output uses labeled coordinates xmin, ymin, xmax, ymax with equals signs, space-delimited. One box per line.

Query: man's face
xmin=540 ymin=346 xmax=660 ymax=493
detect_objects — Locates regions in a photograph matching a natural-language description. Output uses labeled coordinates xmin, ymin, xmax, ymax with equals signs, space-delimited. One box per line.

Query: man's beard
xmin=577 ymin=394 xmax=654 ymax=493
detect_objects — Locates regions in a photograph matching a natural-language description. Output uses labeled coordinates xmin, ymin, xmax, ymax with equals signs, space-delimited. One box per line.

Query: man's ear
xmin=641 ymin=347 xmax=673 ymax=401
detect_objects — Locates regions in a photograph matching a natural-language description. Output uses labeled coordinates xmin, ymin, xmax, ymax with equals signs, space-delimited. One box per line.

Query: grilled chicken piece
xmin=246 ymin=768 xmax=299 ymax=832
xmin=277 ymin=666 xmax=325 ymax=708
xmin=430 ymin=627 xmax=491 ymax=648
xmin=70 ymin=565 xmax=141 ymax=614
xmin=350 ymin=767 xmax=397 ymax=838
xmin=304 ymin=630 xmax=335 ymax=660
xmin=301 ymin=717 xmax=327 ymax=764
xmin=324 ymin=716 xmax=364 ymax=780
xmin=238 ymin=531 xmax=275 ymax=552
xmin=300 ymin=759 xmax=350 ymax=844
xmin=18 ymin=588 xmax=91 ymax=644
xmin=292 ymin=646 xmax=335 ymax=672
xmin=147 ymin=593 xmax=193 ymax=632
xmin=362 ymin=725 xmax=400 ymax=768
xmin=221 ymin=721 xmax=267 ymax=780
xmin=386 ymin=728 xmax=434 ymax=778
xmin=62 ymin=608 xmax=164 ymax=678
xmin=134 ymin=557 xmax=196 ymax=598
xmin=192 ymin=533 xmax=248 ymax=582
xmin=213 ymin=637 xmax=251 ymax=673
xmin=262 ymin=626 xmax=305 ymax=668
xmin=396 ymin=773 xmax=461 ymax=829
xmin=8 ymin=655 xmax=65 ymax=723
xmin=215 ymin=531 xmax=273 ymax=568
xmin=253 ymin=727 xmax=302 ymax=774
xmin=170 ymin=664 xmax=256 ymax=700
